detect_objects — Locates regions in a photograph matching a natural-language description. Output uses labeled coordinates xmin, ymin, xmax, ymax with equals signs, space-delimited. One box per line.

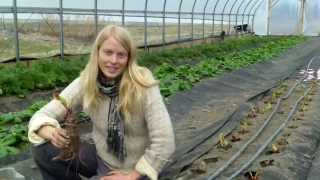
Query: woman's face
xmin=98 ymin=36 xmax=129 ymax=80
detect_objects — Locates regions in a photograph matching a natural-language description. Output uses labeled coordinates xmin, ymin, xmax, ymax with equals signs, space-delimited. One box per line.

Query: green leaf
xmin=0 ymin=147 xmax=9 ymax=158
xmin=0 ymin=113 xmax=15 ymax=124
xmin=0 ymin=136 xmax=17 ymax=146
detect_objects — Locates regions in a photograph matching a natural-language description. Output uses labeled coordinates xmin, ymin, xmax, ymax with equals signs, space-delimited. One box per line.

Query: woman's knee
xmin=32 ymin=141 xmax=98 ymax=178
xmin=32 ymin=142 xmax=60 ymax=164
xmin=77 ymin=142 xmax=98 ymax=176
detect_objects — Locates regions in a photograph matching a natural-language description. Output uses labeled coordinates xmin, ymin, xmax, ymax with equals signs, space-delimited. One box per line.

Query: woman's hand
xmin=100 ymin=170 xmax=141 ymax=180
xmin=37 ymin=125 xmax=70 ymax=149
xmin=49 ymin=127 xmax=70 ymax=149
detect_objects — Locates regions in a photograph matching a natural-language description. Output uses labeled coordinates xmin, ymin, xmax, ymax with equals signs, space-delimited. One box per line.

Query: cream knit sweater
xmin=28 ymin=77 xmax=175 ymax=180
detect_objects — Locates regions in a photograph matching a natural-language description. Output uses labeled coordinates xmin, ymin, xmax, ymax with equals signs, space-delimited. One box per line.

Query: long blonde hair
xmin=80 ymin=25 xmax=158 ymax=121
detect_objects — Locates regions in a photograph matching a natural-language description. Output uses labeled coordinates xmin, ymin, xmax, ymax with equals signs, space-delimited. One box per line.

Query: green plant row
xmin=154 ymin=36 xmax=305 ymax=97
xmin=0 ymin=57 xmax=87 ymax=96
xmin=138 ymin=36 xmax=279 ymax=67
xmin=0 ymin=36 xmax=281 ymax=97
xmin=0 ymin=101 xmax=47 ymax=125
xmin=0 ymin=101 xmax=47 ymax=158
xmin=0 ymin=36 xmax=305 ymax=158
xmin=0 ymin=124 xmax=28 ymax=158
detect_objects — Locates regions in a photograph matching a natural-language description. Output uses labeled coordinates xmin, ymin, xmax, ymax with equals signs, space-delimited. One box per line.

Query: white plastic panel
xmin=63 ymin=0 xmax=94 ymax=9
xmin=305 ymin=0 xmax=320 ymax=36
xmin=17 ymin=0 xmax=58 ymax=8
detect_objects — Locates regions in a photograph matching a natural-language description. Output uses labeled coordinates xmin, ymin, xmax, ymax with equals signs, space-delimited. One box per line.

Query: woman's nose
xmin=110 ymin=54 xmax=117 ymax=63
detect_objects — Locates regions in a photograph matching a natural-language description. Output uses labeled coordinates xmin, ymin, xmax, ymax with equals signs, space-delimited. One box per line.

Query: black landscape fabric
xmin=161 ymin=37 xmax=320 ymax=179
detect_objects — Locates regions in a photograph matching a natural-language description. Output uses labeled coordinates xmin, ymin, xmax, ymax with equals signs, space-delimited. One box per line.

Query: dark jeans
xmin=32 ymin=141 xmax=99 ymax=180
xmin=32 ymin=142 xmax=150 ymax=180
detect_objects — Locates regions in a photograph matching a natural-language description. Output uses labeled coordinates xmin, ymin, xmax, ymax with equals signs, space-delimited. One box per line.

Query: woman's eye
xmin=105 ymin=50 xmax=113 ymax=56
xmin=117 ymin=52 xmax=127 ymax=59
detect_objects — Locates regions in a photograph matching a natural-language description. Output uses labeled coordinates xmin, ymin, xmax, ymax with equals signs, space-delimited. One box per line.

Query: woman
xmin=28 ymin=25 xmax=175 ymax=180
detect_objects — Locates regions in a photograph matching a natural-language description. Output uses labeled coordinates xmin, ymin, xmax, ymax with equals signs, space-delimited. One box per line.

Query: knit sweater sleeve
xmin=135 ymin=85 xmax=175 ymax=180
xmin=28 ymin=78 xmax=83 ymax=145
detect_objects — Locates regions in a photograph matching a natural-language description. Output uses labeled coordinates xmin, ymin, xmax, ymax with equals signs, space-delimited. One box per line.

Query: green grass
xmin=0 ymin=23 xmax=226 ymax=61
xmin=0 ymin=36 xmax=57 ymax=61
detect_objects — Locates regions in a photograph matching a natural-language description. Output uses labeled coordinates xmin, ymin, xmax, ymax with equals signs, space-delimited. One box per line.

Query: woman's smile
xmin=105 ymin=66 xmax=119 ymax=73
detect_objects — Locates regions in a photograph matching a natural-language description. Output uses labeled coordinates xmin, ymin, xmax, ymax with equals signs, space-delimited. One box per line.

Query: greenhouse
xmin=0 ymin=0 xmax=320 ymax=180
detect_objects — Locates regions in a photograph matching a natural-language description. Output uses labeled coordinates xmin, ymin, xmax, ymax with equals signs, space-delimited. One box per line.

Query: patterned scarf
xmin=97 ymin=72 xmax=126 ymax=162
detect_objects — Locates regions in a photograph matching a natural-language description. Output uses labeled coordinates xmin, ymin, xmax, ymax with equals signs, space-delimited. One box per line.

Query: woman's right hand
xmin=37 ymin=125 xmax=70 ymax=149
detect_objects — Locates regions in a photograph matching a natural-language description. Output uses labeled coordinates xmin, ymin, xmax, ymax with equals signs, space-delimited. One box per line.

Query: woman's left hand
xmin=100 ymin=170 xmax=141 ymax=180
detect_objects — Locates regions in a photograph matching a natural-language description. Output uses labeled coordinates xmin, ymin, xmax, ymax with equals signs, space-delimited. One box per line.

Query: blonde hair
xmin=80 ymin=25 xmax=158 ymax=121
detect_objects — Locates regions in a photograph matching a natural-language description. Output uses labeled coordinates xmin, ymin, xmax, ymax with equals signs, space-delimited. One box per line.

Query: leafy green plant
xmin=0 ymin=124 xmax=28 ymax=158
xmin=0 ymin=101 xmax=47 ymax=125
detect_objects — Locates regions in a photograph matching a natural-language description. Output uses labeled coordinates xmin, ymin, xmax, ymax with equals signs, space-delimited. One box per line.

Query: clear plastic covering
xmin=254 ymin=0 xmax=320 ymax=35
xmin=0 ymin=0 xmax=318 ymax=36
xmin=17 ymin=0 xmax=58 ymax=8
xmin=270 ymin=0 xmax=299 ymax=35
xmin=305 ymin=0 xmax=320 ymax=36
